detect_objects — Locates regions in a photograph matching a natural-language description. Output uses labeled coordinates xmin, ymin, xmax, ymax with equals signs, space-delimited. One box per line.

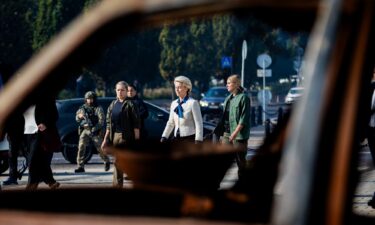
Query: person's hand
xmin=101 ymin=140 xmax=107 ymax=150
xmin=134 ymin=129 xmax=140 ymax=140
xmin=229 ymin=134 xmax=236 ymax=142
xmin=38 ymin=123 xmax=47 ymax=132
xmin=91 ymin=127 xmax=98 ymax=135
xmin=101 ymin=140 xmax=112 ymax=155
xmin=78 ymin=113 xmax=84 ymax=119
xmin=160 ymin=137 xmax=167 ymax=143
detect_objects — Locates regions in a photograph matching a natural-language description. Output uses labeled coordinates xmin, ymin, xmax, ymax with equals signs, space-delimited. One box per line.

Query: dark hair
xmin=127 ymin=84 xmax=137 ymax=92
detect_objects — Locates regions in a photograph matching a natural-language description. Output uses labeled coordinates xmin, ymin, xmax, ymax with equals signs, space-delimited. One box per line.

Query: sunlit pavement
xmin=1 ymin=125 xmax=375 ymax=218
xmin=353 ymin=148 xmax=375 ymax=216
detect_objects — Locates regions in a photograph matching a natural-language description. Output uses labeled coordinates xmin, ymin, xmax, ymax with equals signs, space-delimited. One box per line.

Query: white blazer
xmin=162 ymin=97 xmax=203 ymax=141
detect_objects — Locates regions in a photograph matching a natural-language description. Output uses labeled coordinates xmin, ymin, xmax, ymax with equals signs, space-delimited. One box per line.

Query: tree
xmin=83 ymin=0 xmax=100 ymax=11
xmin=159 ymin=22 xmax=190 ymax=83
xmin=159 ymin=14 xmax=243 ymax=92
xmin=30 ymin=0 xmax=63 ymax=51
xmin=0 ymin=1 xmax=35 ymax=79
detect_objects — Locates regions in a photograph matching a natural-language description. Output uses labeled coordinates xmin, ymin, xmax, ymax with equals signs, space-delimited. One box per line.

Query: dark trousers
xmin=25 ymin=133 xmax=56 ymax=185
xmin=367 ymin=126 xmax=375 ymax=166
xmin=7 ymin=134 xmax=25 ymax=179
xmin=173 ymin=134 xmax=195 ymax=143
xmin=221 ymin=132 xmax=248 ymax=181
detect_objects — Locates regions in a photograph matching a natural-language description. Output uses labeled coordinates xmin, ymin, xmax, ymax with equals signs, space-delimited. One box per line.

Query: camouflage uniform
xmin=76 ymin=103 xmax=109 ymax=169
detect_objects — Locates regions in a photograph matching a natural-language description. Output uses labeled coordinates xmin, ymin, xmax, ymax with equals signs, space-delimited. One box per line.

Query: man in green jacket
xmin=214 ymin=74 xmax=251 ymax=182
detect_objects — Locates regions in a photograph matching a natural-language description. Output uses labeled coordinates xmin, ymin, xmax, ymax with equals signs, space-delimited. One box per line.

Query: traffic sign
xmin=241 ymin=40 xmax=247 ymax=87
xmin=221 ymin=56 xmax=232 ymax=69
xmin=257 ymin=53 xmax=272 ymax=68
xmin=257 ymin=89 xmax=272 ymax=104
xmin=257 ymin=69 xmax=272 ymax=77
xmin=242 ymin=40 xmax=247 ymax=59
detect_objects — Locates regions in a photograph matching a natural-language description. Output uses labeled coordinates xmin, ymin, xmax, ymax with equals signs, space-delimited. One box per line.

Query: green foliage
xmin=0 ymin=1 xmax=34 ymax=75
xmin=31 ymin=0 xmax=63 ymax=51
xmin=0 ymin=2 xmax=310 ymax=99
xmin=143 ymin=87 xmax=173 ymax=100
xmin=58 ymin=88 xmax=75 ymax=99
xmin=83 ymin=0 xmax=100 ymax=12
xmin=212 ymin=14 xmax=236 ymax=58
xmin=158 ymin=13 xmax=309 ymax=96
xmin=159 ymin=22 xmax=189 ymax=82
xmin=159 ymin=15 xmax=238 ymax=89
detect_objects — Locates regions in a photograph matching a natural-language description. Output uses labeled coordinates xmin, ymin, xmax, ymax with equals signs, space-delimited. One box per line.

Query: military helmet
xmin=84 ymin=91 xmax=96 ymax=99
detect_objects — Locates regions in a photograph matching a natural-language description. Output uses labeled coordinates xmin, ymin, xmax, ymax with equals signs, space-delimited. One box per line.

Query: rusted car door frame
xmin=273 ymin=0 xmax=375 ymax=225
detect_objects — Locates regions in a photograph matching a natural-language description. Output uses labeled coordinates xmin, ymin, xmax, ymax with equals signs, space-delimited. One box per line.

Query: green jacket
xmin=214 ymin=92 xmax=251 ymax=140
xmin=106 ymin=99 xmax=140 ymax=144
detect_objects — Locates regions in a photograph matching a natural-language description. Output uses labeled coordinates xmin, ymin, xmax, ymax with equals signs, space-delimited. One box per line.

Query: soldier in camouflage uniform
xmin=75 ymin=91 xmax=110 ymax=173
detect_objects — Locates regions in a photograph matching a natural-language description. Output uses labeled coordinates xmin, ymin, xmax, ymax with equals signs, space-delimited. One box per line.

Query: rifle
xmin=78 ymin=106 xmax=93 ymax=135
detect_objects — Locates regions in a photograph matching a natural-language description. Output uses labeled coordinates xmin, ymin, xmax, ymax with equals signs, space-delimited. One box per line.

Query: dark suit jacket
xmin=35 ymin=98 xmax=59 ymax=129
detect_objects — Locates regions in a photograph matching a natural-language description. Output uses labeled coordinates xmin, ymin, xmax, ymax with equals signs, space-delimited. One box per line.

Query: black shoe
xmin=26 ymin=183 xmax=38 ymax=190
xmin=368 ymin=199 xmax=375 ymax=208
xmin=2 ymin=177 xmax=18 ymax=185
xmin=74 ymin=167 xmax=85 ymax=173
xmin=104 ymin=162 xmax=110 ymax=171
xmin=49 ymin=181 xmax=60 ymax=190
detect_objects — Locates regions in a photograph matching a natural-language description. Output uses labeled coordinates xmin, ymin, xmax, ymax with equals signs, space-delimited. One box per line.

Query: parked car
xmin=284 ymin=86 xmax=304 ymax=104
xmin=56 ymin=97 xmax=215 ymax=164
xmin=199 ymin=86 xmax=229 ymax=122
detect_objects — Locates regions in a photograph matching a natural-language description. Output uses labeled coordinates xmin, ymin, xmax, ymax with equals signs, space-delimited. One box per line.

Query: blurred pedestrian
xmin=133 ymin=79 xmax=142 ymax=98
xmin=2 ymin=113 xmax=27 ymax=186
xmin=0 ymin=68 xmax=27 ymax=188
xmin=214 ymin=74 xmax=251 ymax=182
xmin=101 ymin=81 xmax=140 ymax=188
xmin=1 ymin=72 xmax=27 ymax=186
xmin=76 ymin=72 xmax=95 ymax=98
xmin=160 ymin=75 xmax=203 ymax=144
xmin=127 ymin=84 xmax=149 ymax=139
xmin=75 ymin=91 xmax=110 ymax=173
xmin=24 ymin=97 xmax=61 ymax=190
xmin=367 ymin=67 xmax=375 ymax=166
xmin=95 ymin=80 xmax=106 ymax=97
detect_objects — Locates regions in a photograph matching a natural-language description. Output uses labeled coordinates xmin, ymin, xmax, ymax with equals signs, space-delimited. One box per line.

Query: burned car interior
xmin=0 ymin=0 xmax=375 ymax=225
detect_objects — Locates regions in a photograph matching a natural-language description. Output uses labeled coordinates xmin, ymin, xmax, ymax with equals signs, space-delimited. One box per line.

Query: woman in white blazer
xmin=160 ymin=75 xmax=203 ymax=143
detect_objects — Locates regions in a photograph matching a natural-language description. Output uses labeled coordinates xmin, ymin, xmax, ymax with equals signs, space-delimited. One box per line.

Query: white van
xmin=285 ymin=87 xmax=304 ymax=104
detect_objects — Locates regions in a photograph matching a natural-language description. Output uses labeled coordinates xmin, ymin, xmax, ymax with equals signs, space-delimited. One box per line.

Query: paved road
xmin=1 ymin=124 xmax=375 ymax=218
xmin=0 ymin=153 xmax=238 ymax=191
xmin=353 ymin=148 xmax=375 ymax=217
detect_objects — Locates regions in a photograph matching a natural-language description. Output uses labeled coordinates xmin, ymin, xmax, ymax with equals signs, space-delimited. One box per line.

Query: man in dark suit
xmin=24 ymin=97 xmax=60 ymax=190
